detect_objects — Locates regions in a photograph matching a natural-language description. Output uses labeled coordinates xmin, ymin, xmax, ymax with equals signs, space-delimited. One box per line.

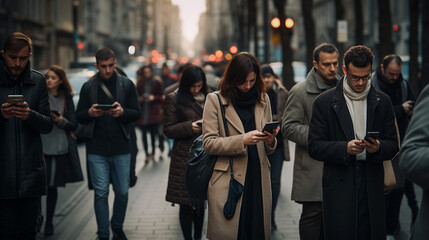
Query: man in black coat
xmin=76 ymin=48 xmax=140 ymax=240
xmin=370 ymin=54 xmax=418 ymax=236
xmin=308 ymin=45 xmax=399 ymax=240
xmin=0 ymin=32 xmax=53 ymax=239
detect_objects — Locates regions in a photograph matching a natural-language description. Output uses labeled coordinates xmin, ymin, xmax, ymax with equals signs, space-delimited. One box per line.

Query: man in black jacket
xmin=308 ymin=45 xmax=399 ymax=239
xmin=370 ymin=54 xmax=418 ymax=237
xmin=76 ymin=48 xmax=140 ymax=240
xmin=0 ymin=32 xmax=53 ymax=239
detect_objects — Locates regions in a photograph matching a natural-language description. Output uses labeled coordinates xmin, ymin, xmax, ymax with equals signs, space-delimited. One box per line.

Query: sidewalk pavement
xmin=64 ymin=140 xmax=419 ymax=240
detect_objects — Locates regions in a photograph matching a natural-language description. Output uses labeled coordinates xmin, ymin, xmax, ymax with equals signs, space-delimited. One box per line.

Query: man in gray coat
xmin=281 ymin=43 xmax=339 ymax=240
xmin=400 ymin=84 xmax=429 ymax=240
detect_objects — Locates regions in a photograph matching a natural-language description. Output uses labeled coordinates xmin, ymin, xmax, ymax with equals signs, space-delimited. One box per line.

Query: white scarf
xmin=343 ymin=77 xmax=371 ymax=160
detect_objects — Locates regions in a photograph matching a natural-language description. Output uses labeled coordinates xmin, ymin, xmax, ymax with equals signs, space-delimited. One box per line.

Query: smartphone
xmin=51 ymin=110 xmax=60 ymax=116
xmin=262 ymin=121 xmax=280 ymax=133
xmin=197 ymin=122 xmax=202 ymax=127
xmin=96 ymin=104 xmax=117 ymax=110
xmin=409 ymin=101 xmax=415 ymax=109
xmin=7 ymin=94 xmax=24 ymax=105
xmin=365 ymin=131 xmax=380 ymax=144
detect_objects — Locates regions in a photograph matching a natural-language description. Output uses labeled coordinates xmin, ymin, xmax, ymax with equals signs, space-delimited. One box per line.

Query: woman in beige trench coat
xmin=202 ymin=52 xmax=277 ymax=240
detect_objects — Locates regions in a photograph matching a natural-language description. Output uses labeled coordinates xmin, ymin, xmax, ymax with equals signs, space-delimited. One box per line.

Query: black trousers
xmin=299 ymin=201 xmax=324 ymax=240
xmin=0 ymin=197 xmax=39 ymax=240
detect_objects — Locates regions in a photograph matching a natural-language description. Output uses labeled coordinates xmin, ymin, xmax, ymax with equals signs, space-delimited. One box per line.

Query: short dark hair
xmin=3 ymin=32 xmax=32 ymax=53
xmin=95 ymin=48 xmax=115 ymax=63
xmin=177 ymin=65 xmax=208 ymax=106
xmin=343 ymin=45 xmax=374 ymax=70
xmin=218 ymin=52 xmax=265 ymax=103
xmin=313 ymin=43 xmax=338 ymax=62
xmin=382 ymin=54 xmax=402 ymax=70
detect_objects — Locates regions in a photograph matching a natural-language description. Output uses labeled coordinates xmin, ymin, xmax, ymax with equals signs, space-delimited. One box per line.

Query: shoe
xmin=44 ymin=223 xmax=54 ymax=236
xmin=112 ymin=228 xmax=128 ymax=240
xmin=36 ymin=214 xmax=44 ymax=233
xmin=130 ymin=175 xmax=138 ymax=187
xmin=271 ymin=221 xmax=277 ymax=231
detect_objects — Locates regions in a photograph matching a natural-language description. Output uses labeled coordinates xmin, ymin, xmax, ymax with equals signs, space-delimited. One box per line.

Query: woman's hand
xmin=51 ymin=112 xmax=63 ymax=123
xmin=244 ymin=130 xmax=274 ymax=146
xmin=192 ymin=120 xmax=202 ymax=133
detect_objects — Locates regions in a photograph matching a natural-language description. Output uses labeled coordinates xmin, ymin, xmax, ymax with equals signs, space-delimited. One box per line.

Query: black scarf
xmin=233 ymin=86 xmax=257 ymax=133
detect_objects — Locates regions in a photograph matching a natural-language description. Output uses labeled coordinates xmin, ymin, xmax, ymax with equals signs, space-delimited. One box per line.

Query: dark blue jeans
xmin=268 ymin=145 xmax=284 ymax=224
xmin=88 ymin=153 xmax=130 ymax=238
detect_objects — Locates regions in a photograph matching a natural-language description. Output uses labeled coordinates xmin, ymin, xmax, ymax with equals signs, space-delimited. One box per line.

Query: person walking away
xmin=281 ymin=43 xmax=340 ymax=240
xmin=0 ymin=32 xmax=53 ymax=239
xmin=76 ymin=48 xmax=140 ymax=240
xmin=163 ymin=65 xmax=208 ymax=240
xmin=202 ymin=52 xmax=277 ymax=240
xmin=40 ymin=65 xmax=83 ymax=236
xmin=308 ymin=45 xmax=399 ymax=239
xmin=261 ymin=64 xmax=290 ymax=231
xmin=400 ymin=84 xmax=429 ymax=240
xmin=370 ymin=54 xmax=418 ymax=238
xmin=135 ymin=65 xmax=164 ymax=162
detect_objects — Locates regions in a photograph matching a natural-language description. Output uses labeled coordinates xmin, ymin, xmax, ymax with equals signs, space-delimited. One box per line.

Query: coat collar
xmin=217 ymin=91 xmax=267 ymax=134
xmin=0 ymin=55 xmax=35 ymax=87
xmin=306 ymin=67 xmax=340 ymax=94
xmin=331 ymin=77 xmax=381 ymax=140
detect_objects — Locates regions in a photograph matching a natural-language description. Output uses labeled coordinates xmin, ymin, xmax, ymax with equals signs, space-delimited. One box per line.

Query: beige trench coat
xmin=281 ymin=67 xmax=339 ymax=202
xmin=202 ymin=92 xmax=277 ymax=240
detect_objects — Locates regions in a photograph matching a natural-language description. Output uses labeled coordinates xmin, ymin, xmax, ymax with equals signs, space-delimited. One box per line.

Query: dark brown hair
xmin=46 ymin=65 xmax=74 ymax=94
xmin=95 ymin=48 xmax=115 ymax=63
xmin=3 ymin=32 xmax=32 ymax=53
xmin=218 ymin=52 xmax=265 ymax=103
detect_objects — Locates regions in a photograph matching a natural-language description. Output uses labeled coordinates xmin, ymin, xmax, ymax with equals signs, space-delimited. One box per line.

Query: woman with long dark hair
xmin=41 ymin=65 xmax=83 ymax=236
xmin=163 ymin=65 xmax=208 ymax=240
xmin=202 ymin=52 xmax=277 ymax=239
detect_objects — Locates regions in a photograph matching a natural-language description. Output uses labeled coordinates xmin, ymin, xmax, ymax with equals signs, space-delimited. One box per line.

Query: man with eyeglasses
xmin=370 ymin=54 xmax=418 ymax=239
xmin=308 ymin=45 xmax=399 ymax=239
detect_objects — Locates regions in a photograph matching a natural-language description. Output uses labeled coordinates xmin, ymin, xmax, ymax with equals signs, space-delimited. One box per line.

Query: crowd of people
xmin=1 ymin=31 xmax=427 ymax=240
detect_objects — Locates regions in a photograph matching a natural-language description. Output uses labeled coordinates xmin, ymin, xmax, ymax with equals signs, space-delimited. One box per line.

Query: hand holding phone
xmin=364 ymin=131 xmax=380 ymax=144
xmin=262 ymin=121 xmax=280 ymax=134
xmin=51 ymin=110 xmax=60 ymax=116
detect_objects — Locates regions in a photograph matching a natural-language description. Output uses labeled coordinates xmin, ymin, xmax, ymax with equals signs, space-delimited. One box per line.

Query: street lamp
xmin=271 ymin=17 xmax=281 ymax=29
xmin=285 ymin=17 xmax=295 ymax=29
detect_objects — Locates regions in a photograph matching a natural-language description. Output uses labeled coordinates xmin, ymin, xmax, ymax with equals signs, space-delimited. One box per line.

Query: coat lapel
xmin=366 ymin=88 xmax=381 ymax=131
xmin=332 ymin=80 xmax=355 ymax=141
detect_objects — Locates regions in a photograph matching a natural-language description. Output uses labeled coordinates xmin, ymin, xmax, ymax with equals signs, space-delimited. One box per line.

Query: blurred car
xmin=68 ymin=68 xmax=96 ymax=107
xmin=270 ymin=61 xmax=307 ymax=83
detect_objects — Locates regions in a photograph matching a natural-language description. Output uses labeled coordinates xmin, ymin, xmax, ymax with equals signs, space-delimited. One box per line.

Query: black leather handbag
xmin=185 ymin=93 xmax=226 ymax=201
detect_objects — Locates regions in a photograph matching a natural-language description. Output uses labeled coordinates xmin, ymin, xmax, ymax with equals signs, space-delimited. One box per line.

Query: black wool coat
xmin=163 ymin=92 xmax=204 ymax=205
xmin=308 ymin=79 xmax=399 ymax=240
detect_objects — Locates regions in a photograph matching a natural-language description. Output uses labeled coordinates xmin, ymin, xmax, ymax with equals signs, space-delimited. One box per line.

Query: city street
xmin=37 ymin=131 xmax=421 ymax=240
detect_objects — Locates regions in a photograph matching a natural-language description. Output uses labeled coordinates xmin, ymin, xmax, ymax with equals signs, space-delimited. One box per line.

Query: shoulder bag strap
xmin=98 ymin=80 xmax=115 ymax=102
xmin=215 ymin=93 xmax=235 ymax=180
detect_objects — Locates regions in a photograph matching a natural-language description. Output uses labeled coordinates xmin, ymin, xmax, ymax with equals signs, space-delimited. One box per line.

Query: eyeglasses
xmin=347 ymin=74 xmax=371 ymax=82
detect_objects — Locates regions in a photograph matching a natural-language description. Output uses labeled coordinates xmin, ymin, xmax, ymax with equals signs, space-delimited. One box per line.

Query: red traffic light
xmin=77 ymin=41 xmax=84 ymax=51
xmin=393 ymin=25 xmax=399 ymax=32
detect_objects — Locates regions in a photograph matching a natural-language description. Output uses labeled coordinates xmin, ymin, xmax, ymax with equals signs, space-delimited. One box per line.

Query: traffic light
xmin=285 ymin=17 xmax=294 ymax=29
xmin=393 ymin=25 xmax=399 ymax=32
xmin=271 ymin=17 xmax=281 ymax=28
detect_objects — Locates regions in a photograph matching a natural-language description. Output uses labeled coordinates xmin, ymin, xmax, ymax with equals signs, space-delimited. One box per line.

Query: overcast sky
xmin=171 ymin=0 xmax=206 ymax=42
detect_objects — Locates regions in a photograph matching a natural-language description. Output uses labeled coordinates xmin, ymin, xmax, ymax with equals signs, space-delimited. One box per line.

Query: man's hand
xmin=1 ymin=102 xmax=14 ymax=119
xmin=403 ymin=100 xmax=414 ymax=117
xmin=106 ymin=102 xmax=124 ymax=118
xmin=347 ymin=139 xmax=366 ymax=155
xmin=362 ymin=137 xmax=380 ymax=153
xmin=88 ymin=104 xmax=105 ymax=118
xmin=1 ymin=101 xmax=31 ymax=120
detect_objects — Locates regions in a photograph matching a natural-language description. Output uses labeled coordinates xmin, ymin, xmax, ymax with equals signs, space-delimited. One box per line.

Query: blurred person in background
xmin=203 ymin=63 xmax=220 ymax=91
xmin=76 ymin=48 xmax=140 ymax=240
xmin=202 ymin=52 xmax=276 ymax=239
xmin=163 ymin=65 xmax=208 ymax=240
xmin=0 ymin=32 xmax=53 ymax=239
xmin=370 ymin=54 xmax=418 ymax=238
xmin=135 ymin=65 xmax=164 ymax=162
xmin=40 ymin=65 xmax=83 ymax=236
xmin=161 ymin=62 xmax=178 ymax=90
xmin=261 ymin=64 xmax=290 ymax=231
